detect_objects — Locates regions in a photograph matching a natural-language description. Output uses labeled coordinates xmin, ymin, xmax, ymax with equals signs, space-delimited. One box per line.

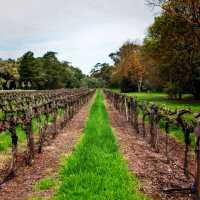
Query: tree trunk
xmin=138 ymin=78 xmax=143 ymax=92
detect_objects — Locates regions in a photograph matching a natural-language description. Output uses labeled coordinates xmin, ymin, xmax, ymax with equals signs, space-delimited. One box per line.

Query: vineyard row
xmin=104 ymin=89 xmax=200 ymax=199
xmin=0 ymin=88 xmax=95 ymax=184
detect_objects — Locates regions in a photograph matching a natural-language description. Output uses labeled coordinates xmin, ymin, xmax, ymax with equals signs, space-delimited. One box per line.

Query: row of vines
xmin=0 ymin=89 xmax=94 ymax=184
xmin=104 ymin=89 xmax=200 ymax=199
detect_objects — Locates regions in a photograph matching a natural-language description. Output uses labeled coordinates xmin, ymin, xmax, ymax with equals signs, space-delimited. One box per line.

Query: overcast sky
xmin=0 ymin=0 xmax=158 ymax=74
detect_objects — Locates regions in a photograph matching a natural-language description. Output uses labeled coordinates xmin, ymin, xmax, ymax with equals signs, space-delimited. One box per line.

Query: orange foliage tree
xmin=111 ymin=41 xmax=145 ymax=92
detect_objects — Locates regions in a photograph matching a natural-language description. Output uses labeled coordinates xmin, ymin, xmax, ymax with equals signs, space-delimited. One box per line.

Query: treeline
xmin=0 ymin=51 xmax=99 ymax=90
xmin=91 ymin=0 xmax=200 ymax=99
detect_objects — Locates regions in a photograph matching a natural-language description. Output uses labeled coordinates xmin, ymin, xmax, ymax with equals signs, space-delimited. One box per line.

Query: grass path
xmin=53 ymin=90 xmax=148 ymax=200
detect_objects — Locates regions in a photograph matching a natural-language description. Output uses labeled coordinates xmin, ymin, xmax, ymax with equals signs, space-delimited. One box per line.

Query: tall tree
xmin=43 ymin=52 xmax=67 ymax=89
xmin=0 ymin=59 xmax=19 ymax=89
xmin=143 ymin=13 xmax=200 ymax=99
xmin=19 ymin=51 xmax=39 ymax=89
xmin=110 ymin=41 xmax=145 ymax=92
xmin=146 ymin=0 xmax=200 ymax=44
xmin=90 ymin=63 xmax=113 ymax=87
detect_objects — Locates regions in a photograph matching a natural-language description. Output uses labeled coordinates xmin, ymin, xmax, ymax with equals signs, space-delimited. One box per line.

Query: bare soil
xmin=0 ymin=97 xmax=94 ymax=200
xmin=105 ymin=99 xmax=195 ymax=200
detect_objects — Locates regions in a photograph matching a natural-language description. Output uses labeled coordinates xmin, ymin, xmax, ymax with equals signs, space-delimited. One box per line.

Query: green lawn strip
xmin=52 ymin=90 xmax=149 ymax=200
xmin=126 ymin=92 xmax=200 ymax=113
xmin=111 ymin=89 xmax=200 ymax=112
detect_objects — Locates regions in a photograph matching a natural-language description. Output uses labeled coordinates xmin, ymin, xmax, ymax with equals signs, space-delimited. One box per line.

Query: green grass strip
xmin=53 ymin=90 xmax=148 ymax=200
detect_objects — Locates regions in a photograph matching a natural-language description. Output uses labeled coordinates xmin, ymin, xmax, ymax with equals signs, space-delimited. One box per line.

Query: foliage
xmin=90 ymin=63 xmax=113 ymax=88
xmin=19 ymin=51 xmax=86 ymax=90
xmin=110 ymin=41 xmax=145 ymax=93
xmin=104 ymin=1 xmax=200 ymax=99
xmin=147 ymin=0 xmax=200 ymax=42
xmin=81 ymin=76 xmax=101 ymax=88
xmin=0 ymin=52 xmax=86 ymax=90
xmin=0 ymin=59 xmax=19 ymax=89
xmin=142 ymin=12 xmax=200 ymax=99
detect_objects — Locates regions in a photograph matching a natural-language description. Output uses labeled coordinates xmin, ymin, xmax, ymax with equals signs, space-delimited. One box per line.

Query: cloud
xmin=0 ymin=0 xmax=158 ymax=74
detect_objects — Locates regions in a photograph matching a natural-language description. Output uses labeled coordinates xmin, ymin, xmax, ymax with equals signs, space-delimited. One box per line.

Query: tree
xmin=146 ymin=0 xmax=200 ymax=45
xmin=42 ymin=52 xmax=62 ymax=89
xmin=19 ymin=51 xmax=35 ymax=86
xmin=110 ymin=41 xmax=145 ymax=92
xmin=0 ymin=59 xmax=19 ymax=89
xmin=142 ymin=13 xmax=200 ymax=99
xmin=90 ymin=63 xmax=113 ymax=88
xmin=81 ymin=76 xmax=100 ymax=88
xmin=18 ymin=51 xmax=85 ymax=90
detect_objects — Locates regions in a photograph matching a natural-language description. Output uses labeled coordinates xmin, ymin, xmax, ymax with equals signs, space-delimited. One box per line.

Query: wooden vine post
xmin=25 ymin=113 xmax=34 ymax=165
xmin=154 ymin=106 xmax=161 ymax=153
xmin=149 ymin=104 xmax=158 ymax=148
xmin=52 ymin=101 xmax=58 ymax=137
xmin=133 ymin=99 xmax=139 ymax=134
xmin=124 ymin=96 xmax=129 ymax=121
xmin=129 ymin=97 xmax=134 ymax=126
xmin=165 ymin=119 xmax=170 ymax=163
xmin=139 ymin=102 xmax=149 ymax=138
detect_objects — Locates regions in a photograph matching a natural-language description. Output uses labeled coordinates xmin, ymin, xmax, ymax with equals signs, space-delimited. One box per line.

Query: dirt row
xmin=0 ymin=96 xmax=94 ymax=200
xmin=105 ymin=99 xmax=195 ymax=200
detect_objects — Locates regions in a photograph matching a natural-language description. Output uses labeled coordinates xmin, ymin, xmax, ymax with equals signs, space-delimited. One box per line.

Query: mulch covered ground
xmin=0 ymin=97 xmax=94 ymax=200
xmin=106 ymin=100 xmax=195 ymax=200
